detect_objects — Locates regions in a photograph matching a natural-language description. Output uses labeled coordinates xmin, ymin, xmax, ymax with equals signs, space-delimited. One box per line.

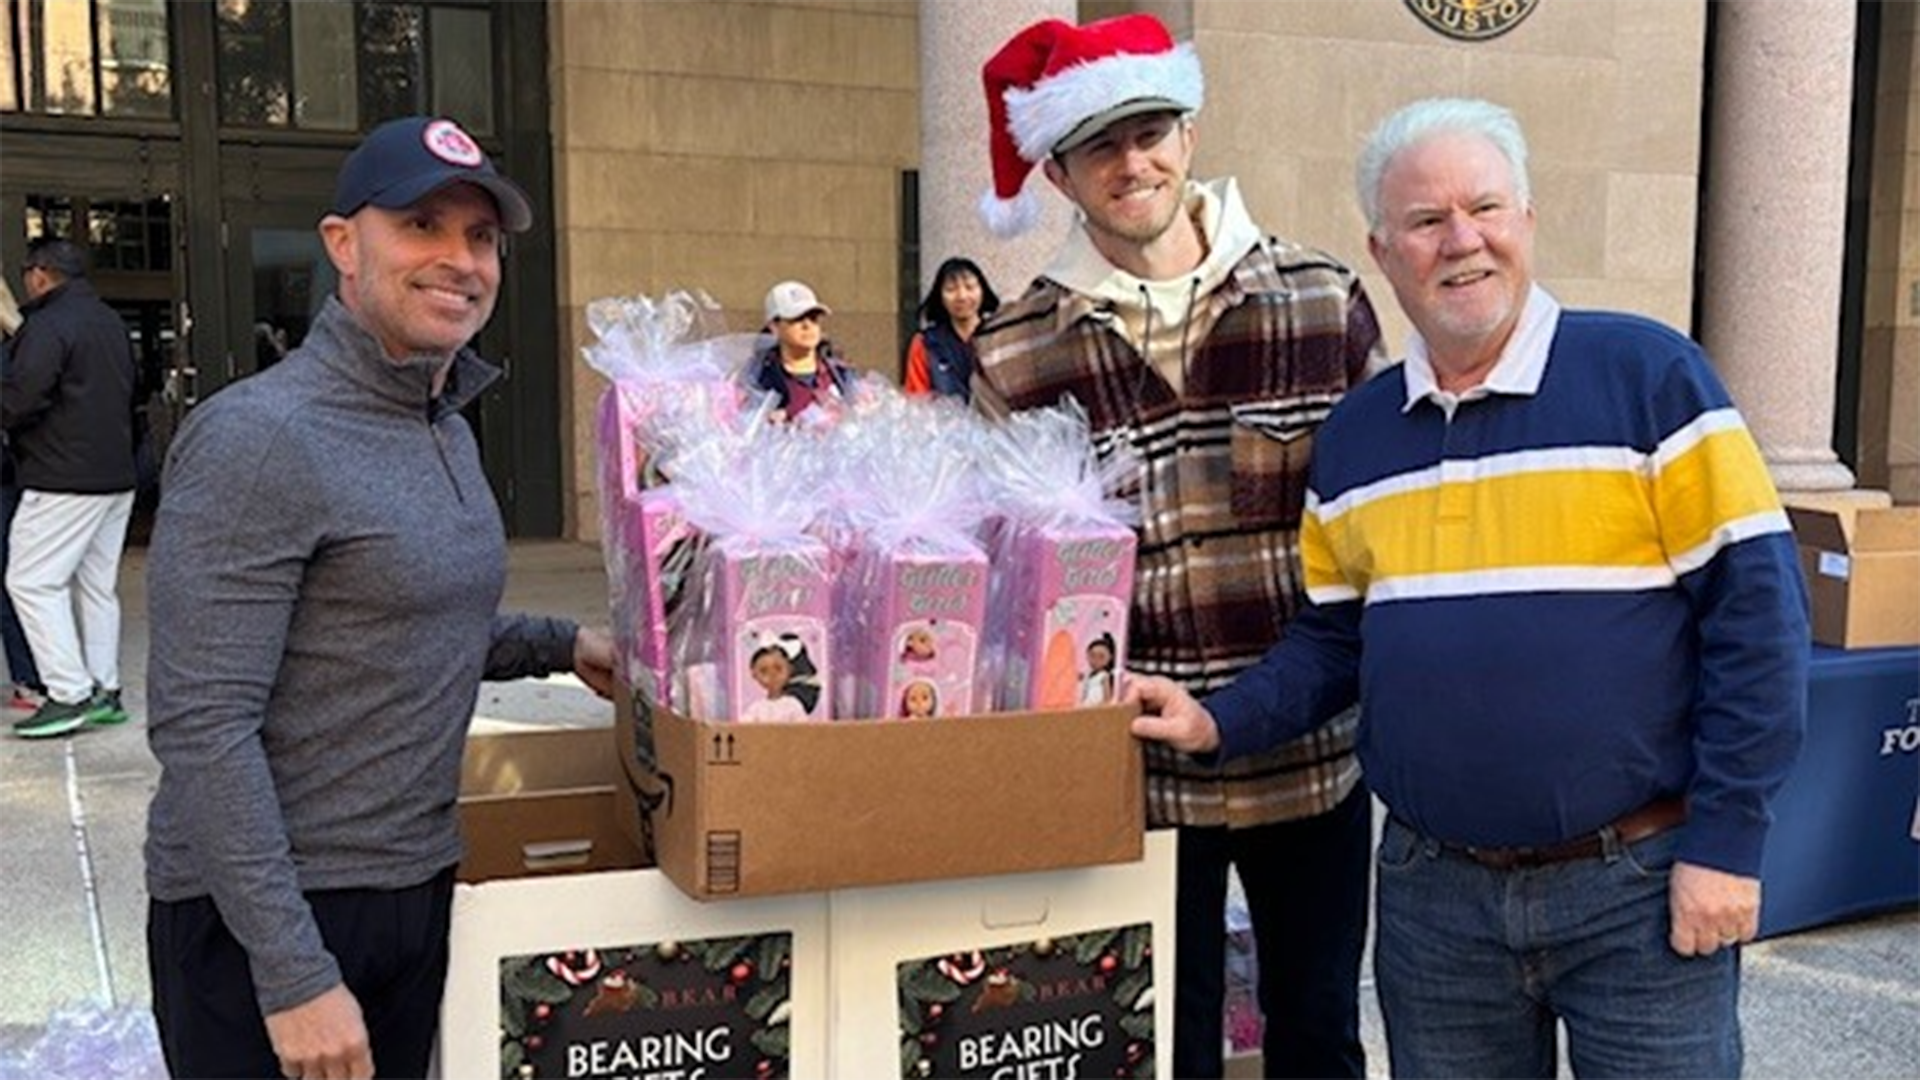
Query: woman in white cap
xmin=747 ymin=279 xmax=857 ymax=420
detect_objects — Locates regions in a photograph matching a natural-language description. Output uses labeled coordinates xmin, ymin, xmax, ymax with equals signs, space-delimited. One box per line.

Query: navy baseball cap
xmin=330 ymin=116 xmax=533 ymax=232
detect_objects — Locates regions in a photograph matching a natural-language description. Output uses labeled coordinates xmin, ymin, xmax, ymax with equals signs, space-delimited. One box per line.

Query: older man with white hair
xmin=1132 ymin=97 xmax=1809 ymax=1077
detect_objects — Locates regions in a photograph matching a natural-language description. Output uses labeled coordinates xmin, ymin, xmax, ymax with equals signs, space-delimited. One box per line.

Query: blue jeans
xmin=0 ymin=482 xmax=40 ymax=691
xmin=1374 ymin=816 xmax=1742 ymax=1079
xmin=1173 ymin=785 xmax=1371 ymax=1078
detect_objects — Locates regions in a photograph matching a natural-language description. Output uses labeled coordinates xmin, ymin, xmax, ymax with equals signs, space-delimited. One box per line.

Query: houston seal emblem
xmin=1404 ymin=0 xmax=1541 ymax=42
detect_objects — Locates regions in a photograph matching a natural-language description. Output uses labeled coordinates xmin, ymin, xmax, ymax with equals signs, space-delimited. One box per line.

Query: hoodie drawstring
xmin=1135 ymin=284 xmax=1154 ymax=408
xmin=1131 ymin=276 xmax=1205 ymax=406
xmin=1178 ymin=275 xmax=1200 ymax=388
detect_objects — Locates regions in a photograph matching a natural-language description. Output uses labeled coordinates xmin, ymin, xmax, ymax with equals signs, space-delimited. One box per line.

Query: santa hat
xmin=978 ymin=14 xmax=1204 ymax=237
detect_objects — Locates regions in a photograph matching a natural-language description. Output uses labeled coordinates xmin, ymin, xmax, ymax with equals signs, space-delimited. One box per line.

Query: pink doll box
xmin=1003 ymin=523 xmax=1137 ymax=711
xmin=863 ymin=546 xmax=989 ymax=720
xmin=630 ymin=487 xmax=692 ymax=706
xmin=593 ymin=388 xmax=649 ymax=685
xmin=714 ymin=538 xmax=834 ymax=723
xmin=594 ymin=389 xmax=695 ymax=703
xmin=595 ymin=386 xmax=650 ymax=508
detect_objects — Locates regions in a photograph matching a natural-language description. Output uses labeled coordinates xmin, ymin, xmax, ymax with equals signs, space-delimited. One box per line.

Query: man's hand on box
xmin=1125 ymin=674 xmax=1221 ymax=755
xmin=573 ymin=627 xmax=616 ymax=700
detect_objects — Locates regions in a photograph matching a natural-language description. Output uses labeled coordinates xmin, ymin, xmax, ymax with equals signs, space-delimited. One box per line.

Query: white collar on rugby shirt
xmin=1401 ymin=284 xmax=1561 ymax=414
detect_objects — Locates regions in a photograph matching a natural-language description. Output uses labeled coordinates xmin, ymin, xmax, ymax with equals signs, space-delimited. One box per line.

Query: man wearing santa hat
xmin=971 ymin=14 xmax=1382 ymax=1079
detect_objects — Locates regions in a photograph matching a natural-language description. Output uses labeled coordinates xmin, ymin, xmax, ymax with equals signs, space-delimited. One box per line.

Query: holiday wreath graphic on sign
xmin=499 ymin=932 xmax=792 ymax=1079
xmin=897 ymin=923 xmax=1155 ymax=1079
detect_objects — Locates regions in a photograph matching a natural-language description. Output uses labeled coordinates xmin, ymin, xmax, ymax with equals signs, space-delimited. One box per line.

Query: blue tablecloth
xmin=1757 ymin=644 xmax=1920 ymax=938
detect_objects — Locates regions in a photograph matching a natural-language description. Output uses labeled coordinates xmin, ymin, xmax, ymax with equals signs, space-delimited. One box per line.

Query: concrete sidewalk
xmin=0 ymin=542 xmax=1914 ymax=1077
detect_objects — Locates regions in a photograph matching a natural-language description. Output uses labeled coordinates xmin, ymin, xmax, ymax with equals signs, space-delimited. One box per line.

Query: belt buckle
xmin=1465 ymin=835 xmax=1597 ymax=870
xmin=1463 ymin=844 xmax=1535 ymax=871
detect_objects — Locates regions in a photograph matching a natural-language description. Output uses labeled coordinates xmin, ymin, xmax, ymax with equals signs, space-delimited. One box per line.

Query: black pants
xmin=1172 ymin=785 xmax=1372 ymax=1079
xmin=148 ymin=868 xmax=456 ymax=1080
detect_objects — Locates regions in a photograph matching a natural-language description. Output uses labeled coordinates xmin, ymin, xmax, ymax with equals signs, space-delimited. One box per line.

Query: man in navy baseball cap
xmin=308 ymin=114 xmax=529 ymax=365
xmin=144 ymin=109 xmax=615 ymax=1080
xmin=330 ymin=114 xmax=532 ymax=231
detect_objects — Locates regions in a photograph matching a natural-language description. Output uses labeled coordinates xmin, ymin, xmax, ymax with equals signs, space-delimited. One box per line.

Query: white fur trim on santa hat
xmin=978 ymin=187 xmax=1041 ymax=239
xmin=1005 ymin=43 xmax=1204 ymax=163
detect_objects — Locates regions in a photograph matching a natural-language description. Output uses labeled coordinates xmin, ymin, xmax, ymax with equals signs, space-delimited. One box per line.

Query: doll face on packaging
xmin=902 ymin=627 xmax=937 ymax=662
xmin=750 ymin=647 xmax=792 ymax=696
xmin=901 ymin=680 xmax=938 ymax=718
xmin=1086 ymin=639 xmax=1114 ymax=674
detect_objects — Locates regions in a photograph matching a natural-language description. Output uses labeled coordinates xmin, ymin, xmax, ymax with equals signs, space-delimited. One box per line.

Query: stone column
xmin=917 ymin=0 xmax=1074 ymax=301
xmin=1699 ymin=0 xmax=1858 ymax=493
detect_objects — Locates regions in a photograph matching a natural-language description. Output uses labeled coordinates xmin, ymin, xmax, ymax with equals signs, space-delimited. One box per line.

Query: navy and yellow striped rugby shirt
xmin=1206 ymin=302 xmax=1809 ymax=878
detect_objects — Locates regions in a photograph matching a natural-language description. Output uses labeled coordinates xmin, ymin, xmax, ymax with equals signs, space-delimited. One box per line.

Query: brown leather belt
xmin=1457 ymin=797 xmax=1687 ymax=871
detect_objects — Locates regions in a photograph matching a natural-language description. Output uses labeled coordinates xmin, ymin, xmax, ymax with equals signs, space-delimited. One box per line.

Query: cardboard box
xmin=1786 ymin=501 xmax=1920 ymax=648
xmin=458 ymin=726 xmax=648 ymax=883
xmin=433 ymin=867 xmax=831 ymax=1079
xmin=615 ymin=687 xmax=1146 ymax=900
xmin=827 ymin=829 xmax=1177 ymax=1079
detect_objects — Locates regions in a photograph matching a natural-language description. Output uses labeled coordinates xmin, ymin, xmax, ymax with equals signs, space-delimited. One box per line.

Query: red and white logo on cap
xmin=422 ymin=119 xmax=484 ymax=168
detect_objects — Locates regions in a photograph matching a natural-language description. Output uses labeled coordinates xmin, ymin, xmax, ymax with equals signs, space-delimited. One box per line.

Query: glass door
xmin=224 ymin=208 xmax=337 ymax=382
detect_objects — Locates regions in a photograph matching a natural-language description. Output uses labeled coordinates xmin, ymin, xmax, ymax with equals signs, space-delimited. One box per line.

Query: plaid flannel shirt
xmin=976 ymin=237 xmax=1381 ymax=828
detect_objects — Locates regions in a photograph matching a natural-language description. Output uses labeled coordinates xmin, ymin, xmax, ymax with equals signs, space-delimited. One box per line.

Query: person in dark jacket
xmin=903 ymin=256 xmax=1000 ymax=403
xmin=2 ymin=237 xmax=137 ymax=738
xmin=748 ymin=279 xmax=857 ymax=420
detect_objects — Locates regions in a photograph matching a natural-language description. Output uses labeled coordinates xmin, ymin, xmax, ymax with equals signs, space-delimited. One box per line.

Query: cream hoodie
xmin=1041 ymin=176 xmax=1264 ymax=396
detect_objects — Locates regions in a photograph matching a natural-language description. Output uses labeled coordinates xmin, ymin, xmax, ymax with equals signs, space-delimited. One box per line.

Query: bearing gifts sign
xmin=499 ymin=932 xmax=793 ymax=1080
xmin=896 ymin=924 xmax=1156 ymax=1080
